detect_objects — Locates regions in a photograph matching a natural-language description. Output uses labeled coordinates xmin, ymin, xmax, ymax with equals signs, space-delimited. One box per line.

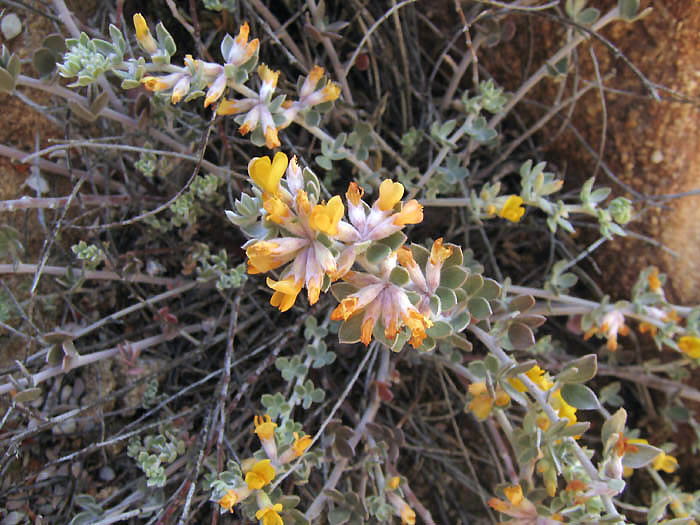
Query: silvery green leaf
xmin=1 ymin=13 xmax=22 ymax=40
xmin=619 ymin=0 xmax=639 ymax=20
xmin=305 ymin=110 xmax=321 ymax=127
xmin=467 ymin=297 xmax=491 ymax=320
xmin=380 ymin=231 xmax=406 ymax=251
xmin=155 ymin=22 xmax=176 ymax=57
xmin=508 ymin=322 xmax=535 ymax=350
xmin=561 ymin=383 xmax=599 ymax=410
xmin=557 ymin=421 xmax=590 ymax=438
xmin=443 ymin=244 xmax=463 ymax=266
xmin=449 ymin=333 xmax=472 ymax=351
xmin=417 ymin=336 xmax=435 ymax=352
xmin=621 ymin=444 xmax=662 ymax=468
xmin=366 ymin=243 xmax=391 ymax=265
xmin=220 ymin=33 xmax=234 ymax=61
xmin=560 ymin=354 xmax=597 ymax=384
xmin=121 ymin=79 xmax=140 ymax=89
xmin=316 ymin=155 xmax=332 ymax=170
xmin=33 ymin=48 xmax=57 ymax=76
xmin=429 ymin=294 xmax=441 ymax=316
xmin=338 ymin=313 xmax=363 ymax=344
xmin=440 ymin=266 xmax=467 ymax=289
xmin=108 ymin=24 xmax=125 ymax=54
xmin=0 ymin=68 xmax=16 ymax=93
xmin=7 ymin=54 xmax=20 ymax=80
xmin=389 ymin=267 xmax=410 ymax=287
xmin=480 ymin=278 xmax=501 ymax=300
xmin=463 ymin=274 xmax=483 ymax=296
xmin=449 ymin=311 xmax=470 ymax=332
xmin=436 ymin=287 xmax=457 ymax=310
xmin=427 ymin=321 xmax=452 ymax=339
xmin=410 ymin=243 xmax=430 ymax=269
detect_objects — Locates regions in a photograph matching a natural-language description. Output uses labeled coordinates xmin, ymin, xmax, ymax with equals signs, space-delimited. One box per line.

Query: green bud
xmin=608 ymin=197 xmax=633 ymax=225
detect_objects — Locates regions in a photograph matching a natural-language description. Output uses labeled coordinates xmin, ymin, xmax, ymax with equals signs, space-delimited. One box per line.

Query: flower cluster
xmin=216 ymin=414 xmax=313 ymax=521
xmin=133 ymin=15 xmax=340 ymax=149
xmin=233 ymin=153 xmax=453 ymax=350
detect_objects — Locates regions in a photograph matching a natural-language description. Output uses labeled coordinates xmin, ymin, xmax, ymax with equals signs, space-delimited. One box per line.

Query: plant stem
xmin=0 ymin=262 xmax=187 ymax=286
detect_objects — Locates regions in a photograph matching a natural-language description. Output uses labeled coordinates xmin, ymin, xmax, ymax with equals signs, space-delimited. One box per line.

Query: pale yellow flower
xmin=679 ymin=336 xmax=700 ymax=359
xmin=499 ymin=195 xmax=525 ymax=223
xmin=255 ymin=503 xmax=284 ymax=525
xmin=244 ymin=459 xmax=275 ymax=490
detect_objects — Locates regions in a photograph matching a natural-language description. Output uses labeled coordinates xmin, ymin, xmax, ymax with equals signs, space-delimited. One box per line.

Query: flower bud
xmin=608 ymin=197 xmax=632 ymax=225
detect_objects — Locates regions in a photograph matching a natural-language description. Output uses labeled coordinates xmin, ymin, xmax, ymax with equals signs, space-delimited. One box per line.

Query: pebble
xmin=99 ymin=466 xmax=116 ymax=481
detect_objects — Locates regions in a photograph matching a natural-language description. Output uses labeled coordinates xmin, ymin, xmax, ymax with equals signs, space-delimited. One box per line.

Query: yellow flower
xmin=266 ymin=277 xmax=303 ymax=312
xmin=468 ymin=382 xmax=510 ymax=420
xmin=249 ymin=152 xmax=288 ymax=196
xmin=429 ymin=237 xmax=453 ymax=265
xmin=255 ymin=503 xmax=284 ymax=525
xmin=679 ymin=336 xmax=700 ymax=359
xmin=133 ymin=13 xmax=158 ymax=55
xmin=499 ymin=195 xmax=525 ymax=223
xmin=550 ymin=389 xmax=577 ymax=426
xmin=393 ymin=199 xmax=424 ymax=226
xmin=400 ymin=503 xmax=416 ymax=525
xmin=388 ymin=492 xmax=416 ymax=525
xmin=309 ymin=196 xmax=345 ymax=236
xmin=508 ymin=365 xmax=553 ymax=393
xmin=377 ymin=180 xmax=405 ymax=211
xmin=262 ymin=194 xmax=291 ymax=224
xmin=488 ymin=484 xmax=537 ymax=519
xmin=258 ymin=64 xmax=280 ymax=91
xmin=386 ymin=476 xmax=401 ymax=490
xmin=291 ymin=432 xmax=312 ymax=457
xmin=647 ymin=267 xmax=662 ymax=292
xmin=141 ymin=76 xmax=171 ymax=91
xmin=254 ymin=414 xmax=277 ymax=441
xmin=638 ymin=321 xmax=657 ymax=337
xmin=652 ymin=451 xmax=678 ymax=473
xmin=218 ymin=489 xmax=239 ymax=512
xmin=245 ymin=459 xmax=275 ymax=490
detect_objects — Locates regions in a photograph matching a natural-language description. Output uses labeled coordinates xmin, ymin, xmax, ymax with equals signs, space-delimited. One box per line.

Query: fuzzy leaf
xmin=559 ymin=354 xmax=597 ymax=384
xmin=440 ymin=266 xmax=467 ymax=289
xmin=365 ymin=243 xmax=391 ymax=265
xmin=561 ymin=383 xmax=600 ymax=410
xmin=621 ymin=444 xmax=662 ymax=469
xmin=449 ymin=334 xmax=473 ymax=351
xmin=389 ymin=267 xmax=410 ymax=287
xmin=339 ymin=313 xmax=363 ymax=344
xmin=467 ymin=297 xmax=491 ymax=320
xmin=602 ymin=408 xmax=627 ymax=445
xmin=508 ymin=322 xmax=535 ymax=350
xmin=426 ymin=320 xmax=452 ymax=339
xmin=463 ymin=274 xmax=483 ymax=296
xmin=436 ymin=287 xmax=457 ymax=310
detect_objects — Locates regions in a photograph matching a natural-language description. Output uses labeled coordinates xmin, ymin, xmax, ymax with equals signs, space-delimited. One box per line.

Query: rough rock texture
xmin=484 ymin=0 xmax=700 ymax=304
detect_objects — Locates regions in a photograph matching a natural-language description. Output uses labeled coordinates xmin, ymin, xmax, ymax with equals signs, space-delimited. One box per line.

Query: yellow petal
xmin=504 ymin=485 xmax=524 ymax=506
xmin=393 ymin=200 xmax=423 ymax=226
xmin=309 ymin=195 xmax=345 ymax=235
xmin=377 ymin=179 xmax=404 ymax=211
xmin=254 ymin=414 xmax=277 ymax=441
xmin=346 ymin=181 xmax=364 ymax=206
xmin=429 ymin=237 xmax=453 ymax=265
xmin=499 ymin=195 xmax=525 ymax=223
xmin=249 ymin=152 xmax=288 ymax=195
xmin=679 ymin=336 xmax=700 ymax=359
xmin=652 ymin=452 xmax=678 ymax=473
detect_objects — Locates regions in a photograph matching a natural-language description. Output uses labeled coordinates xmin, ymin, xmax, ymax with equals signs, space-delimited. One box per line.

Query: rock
xmin=482 ymin=0 xmax=700 ymax=304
